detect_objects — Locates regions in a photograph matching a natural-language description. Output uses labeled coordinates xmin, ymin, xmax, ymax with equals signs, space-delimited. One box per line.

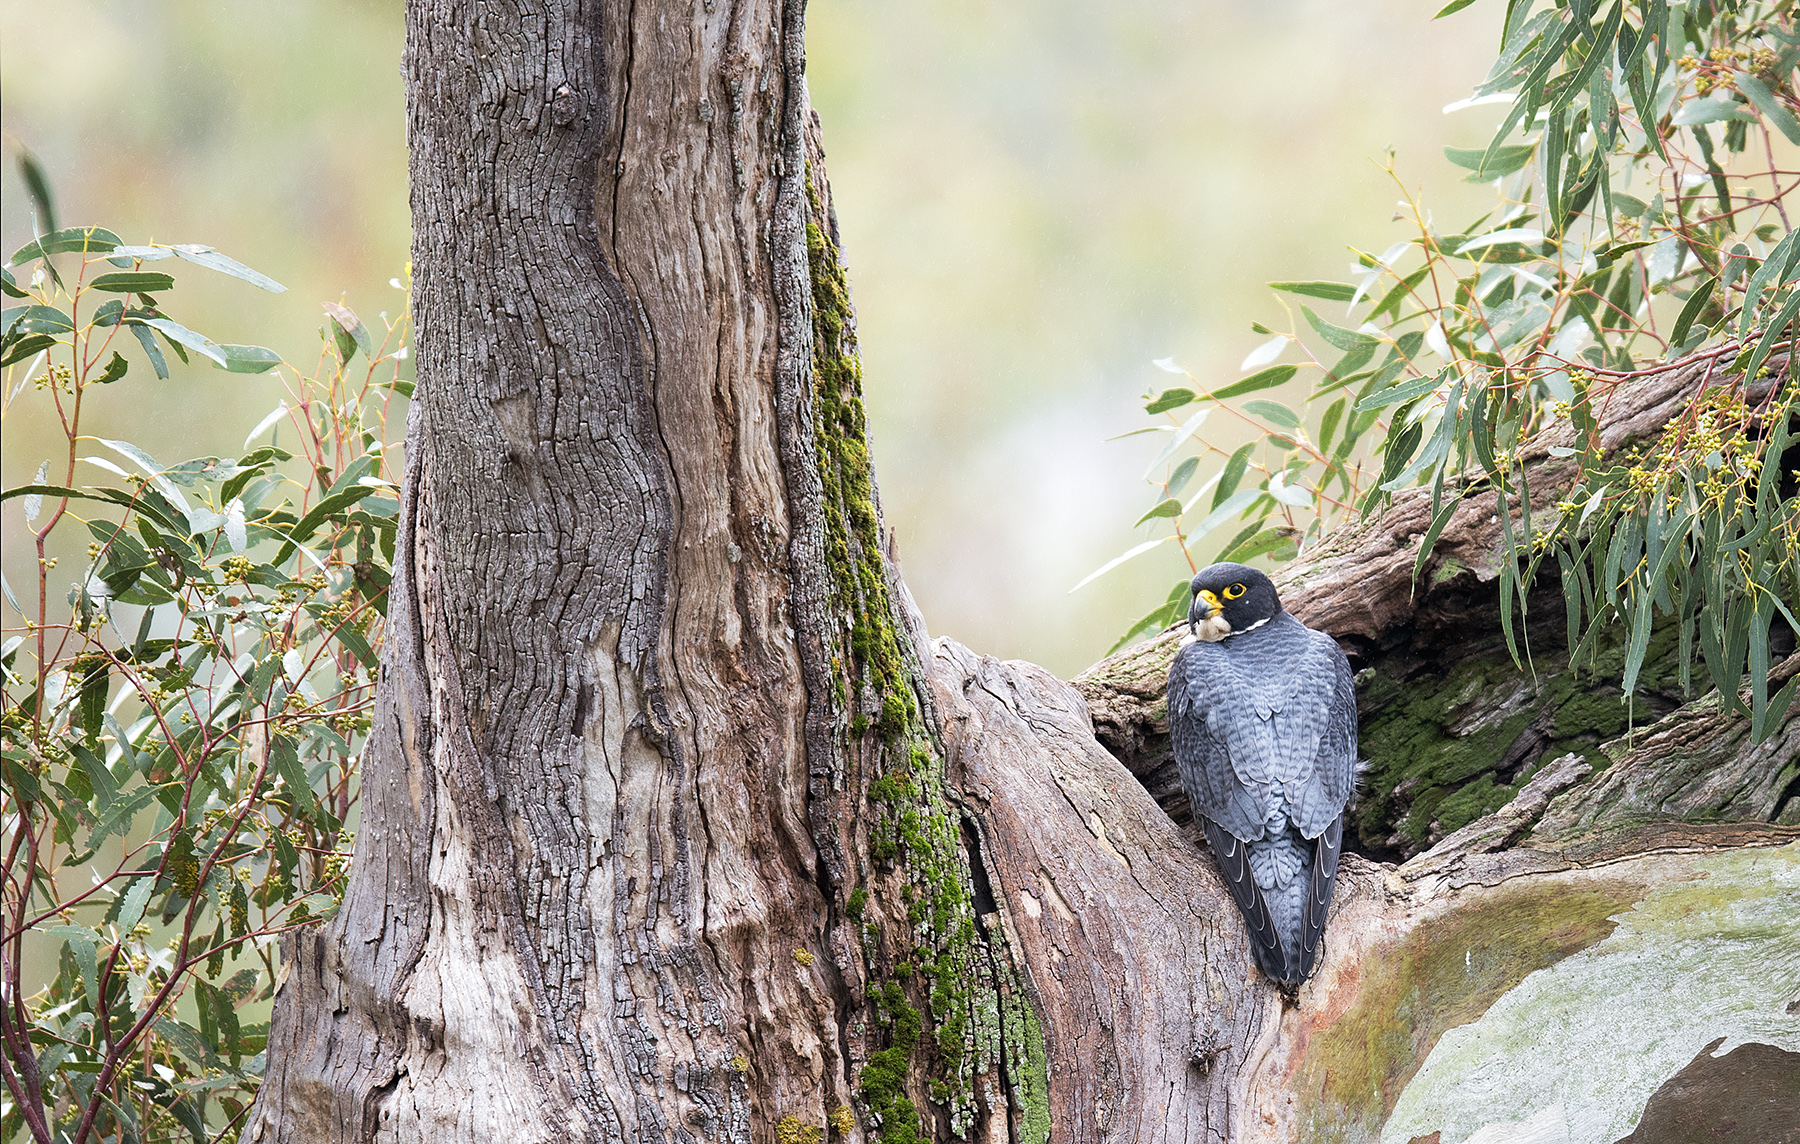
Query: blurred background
xmin=2 ymin=0 xmax=1508 ymax=679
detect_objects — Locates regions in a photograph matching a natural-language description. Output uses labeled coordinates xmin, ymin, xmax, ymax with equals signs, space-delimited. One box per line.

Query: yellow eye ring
xmin=1223 ymin=583 xmax=1247 ymax=600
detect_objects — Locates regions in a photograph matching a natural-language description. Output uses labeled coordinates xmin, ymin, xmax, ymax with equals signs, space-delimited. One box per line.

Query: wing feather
xmin=1169 ymin=641 xmax=1265 ymax=840
xmin=1287 ymin=633 xmax=1359 ymax=839
xmin=1198 ymin=815 xmax=1289 ymax=979
xmin=1298 ymin=813 xmax=1344 ymax=980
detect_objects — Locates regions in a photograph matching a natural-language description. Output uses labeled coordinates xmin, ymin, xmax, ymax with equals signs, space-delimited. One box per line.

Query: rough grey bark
xmin=245 ymin=1 xmax=1799 ymax=1141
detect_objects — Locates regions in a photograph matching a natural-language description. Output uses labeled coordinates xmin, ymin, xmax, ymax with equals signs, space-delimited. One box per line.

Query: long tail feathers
xmin=1203 ymin=814 xmax=1347 ymax=986
xmin=1199 ymin=817 xmax=1299 ymax=984
xmin=1299 ymin=815 xmax=1345 ymax=980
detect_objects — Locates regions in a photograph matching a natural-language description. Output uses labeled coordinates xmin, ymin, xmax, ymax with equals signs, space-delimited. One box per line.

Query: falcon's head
xmin=1186 ymin=562 xmax=1282 ymax=642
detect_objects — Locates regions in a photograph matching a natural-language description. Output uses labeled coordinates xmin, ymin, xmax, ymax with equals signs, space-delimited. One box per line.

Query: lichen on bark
xmin=801 ymin=170 xmax=1047 ymax=1140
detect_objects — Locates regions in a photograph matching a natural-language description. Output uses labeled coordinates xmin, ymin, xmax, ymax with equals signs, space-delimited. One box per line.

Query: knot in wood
xmin=550 ymin=82 xmax=581 ymax=127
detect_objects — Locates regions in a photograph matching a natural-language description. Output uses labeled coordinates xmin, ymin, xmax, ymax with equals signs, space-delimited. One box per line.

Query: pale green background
xmin=2 ymin=0 xmax=1505 ymax=678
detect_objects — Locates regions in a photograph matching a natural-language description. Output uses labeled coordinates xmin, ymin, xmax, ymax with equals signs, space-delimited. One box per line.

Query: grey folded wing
xmin=1285 ymin=632 xmax=1359 ymax=840
xmin=1167 ymin=641 xmax=1266 ymax=841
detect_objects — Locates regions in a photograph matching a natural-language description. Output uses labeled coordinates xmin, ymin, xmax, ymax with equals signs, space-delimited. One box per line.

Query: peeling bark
xmin=247 ymin=1 xmax=1799 ymax=1141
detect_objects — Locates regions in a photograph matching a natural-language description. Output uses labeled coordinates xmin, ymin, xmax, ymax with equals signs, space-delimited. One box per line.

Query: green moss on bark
xmin=1352 ymin=619 xmax=1687 ymax=857
xmin=805 ymin=179 xmax=1041 ymax=1140
xmin=1294 ymin=877 xmax=1641 ymax=1142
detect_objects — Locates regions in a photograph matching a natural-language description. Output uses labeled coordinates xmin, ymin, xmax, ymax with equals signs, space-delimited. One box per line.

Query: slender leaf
xmin=1302 ymin=305 xmax=1378 ymax=352
xmin=9 ymin=226 xmax=123 ymax=265
xmin=1214 ymin=443 xmax=1255 ymax=508
xmin=89 ymin=271 xmax=175 ymax=294
xmin=174 ymin=244 xmax=287 ymax=293
xmin=1145 ymin=388 xmax=1195 ymax=414
xmin=1731 ymin=75 xmax=1800 ymax=144
xmin=1071 ymin=537 xmax=1167 ymax=593
xmin=1210 ymin=364 xmax=1297 ymax=401
xmin=1219 ymin=527 xmax=1298 ymax=564
xmin=1134 ymin=498 xmax=1183 ymax=526
xmin=1444 ymin=143 xmax=1535 ymax=177
xmin=1269 ymin=281 xmax=1357 ymax=302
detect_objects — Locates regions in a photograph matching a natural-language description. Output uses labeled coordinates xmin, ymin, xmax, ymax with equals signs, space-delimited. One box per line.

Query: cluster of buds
xmin=320 ymin=831 xmax=354 ymax=885
xmin=36 ymin=362 xmax=73 ymax=392
xmin=329 ymin=710 xmax=370 ymax=737
xmin=1680 ymin=44 xmax=1783 ymax=95
xmin=221 ymin=555 xmax=256 ymax=582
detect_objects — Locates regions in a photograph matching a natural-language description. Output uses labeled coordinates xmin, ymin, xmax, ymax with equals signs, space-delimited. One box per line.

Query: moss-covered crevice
xmin=807 ymin=191 xmax=912 ymax=743
xmin=803 ymin=175 xmax=1047 ymax=1141
xmin=1349 ymin=608 xmax=1689 ymax=860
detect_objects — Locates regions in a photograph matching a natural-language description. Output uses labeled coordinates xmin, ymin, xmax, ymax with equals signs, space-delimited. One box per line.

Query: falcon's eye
xmin=1223 ymin=583 xmax=1246 ymax=600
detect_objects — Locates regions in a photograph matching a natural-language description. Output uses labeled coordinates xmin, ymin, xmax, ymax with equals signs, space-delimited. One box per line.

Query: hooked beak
xmin=1189 ymin=588 xmax=1222 ymax=634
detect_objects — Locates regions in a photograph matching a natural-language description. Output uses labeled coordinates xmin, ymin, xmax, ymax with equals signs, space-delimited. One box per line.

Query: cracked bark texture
xmin=245 ymin=0 xmax=1799 ymax=1140
xmin=250 ymin=1 xmax=867 ymax=1139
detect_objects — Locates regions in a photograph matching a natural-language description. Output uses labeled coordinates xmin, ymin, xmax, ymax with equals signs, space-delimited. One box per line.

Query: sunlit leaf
xmin=132 ymin=316 xmax=228 ymax=367
xmin=1301 ymin=305 xmax=1378 ymax=352
xmin=174 ymin=244 xmax=287 ymax=292
xmin=1239 ymin=335 xmax=1287 ymax=371
xmin=1268 ymin=469 xmax=1312 ymax=508
xmin=1269 ymin=280 xmax=1357 ymax=302
xmin=1141 ymin=408 xmax=1208 ymax=479
xmin=324 ymin=300 xmax=372 ymax=361
xmin=89 ymin=271 xmax=176 ymax=293
xmin=1211 ymin=364 xmax=1297 ymax=401
xmin=1070 ymin=537 xmax=1168 ymax=593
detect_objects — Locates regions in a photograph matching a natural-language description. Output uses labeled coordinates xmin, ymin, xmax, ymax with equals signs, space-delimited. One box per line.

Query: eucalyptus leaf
xmin=174 ymin=244 xmax=287 ymax=293
xmin=1211 ymin=364 xmax=1297 ymax=401
xmin=8 ymin=226 xmax=124 ymax=265
xmin=1269 ymin=280 xmax=1357 ymax=302
xmin=1302 ymin=305 xmax=1378 ymax=352
xmin=1670 ymin=93 xmax=1761 ymax=128
xmin=1134 ymin=498 xmax=1184 ymax=526
xmin=1144 ymin=388 xmax=1195 ymax=415
xmin=132 ymin=316 xmax=228 ymax=367
xmin=1242 ymin=399 xmax=1301 ymax=429
xmin=1443 ymin=143 xmax=1535 ymax=177
xmin=90 ymin=271 xmax=175 ymax=294
xmin=1735 ymin=74 xmax=1800 ymax=145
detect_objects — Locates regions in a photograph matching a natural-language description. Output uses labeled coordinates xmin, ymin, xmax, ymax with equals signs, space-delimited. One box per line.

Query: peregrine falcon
xmin=1166 ymin=562 xmax=1358 ymax=987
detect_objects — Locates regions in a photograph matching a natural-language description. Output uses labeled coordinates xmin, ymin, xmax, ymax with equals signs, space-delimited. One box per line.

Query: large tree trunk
xmin=246 ymin=2 xmax=1800 ymax=1142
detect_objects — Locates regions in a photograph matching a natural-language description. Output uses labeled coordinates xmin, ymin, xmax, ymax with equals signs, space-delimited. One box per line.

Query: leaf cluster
xmin=1094 ymin=0 xmax=1798 ymax=737
xmin=2 ymin=183 xmax=410 ymax=1144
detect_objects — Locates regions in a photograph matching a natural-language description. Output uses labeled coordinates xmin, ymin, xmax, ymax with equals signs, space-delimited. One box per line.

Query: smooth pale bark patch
xmin=1381 ymin=843 xmax=1800 ymax=1144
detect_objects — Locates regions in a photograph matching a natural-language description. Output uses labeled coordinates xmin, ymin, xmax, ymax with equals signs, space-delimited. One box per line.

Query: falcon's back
xmin=1168 ymin=611 xmax=1358 ymax=985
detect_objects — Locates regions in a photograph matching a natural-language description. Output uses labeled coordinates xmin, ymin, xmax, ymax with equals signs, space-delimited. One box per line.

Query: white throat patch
xmin=1185 ymin=613 xmax=1273 ymax=644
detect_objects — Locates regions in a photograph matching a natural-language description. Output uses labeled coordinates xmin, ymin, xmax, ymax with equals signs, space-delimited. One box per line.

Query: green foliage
xmin=2 ymin=205 xmax=408 ymax=1142
xmin=1096 ymin=0 xmax=1798 ymax=738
